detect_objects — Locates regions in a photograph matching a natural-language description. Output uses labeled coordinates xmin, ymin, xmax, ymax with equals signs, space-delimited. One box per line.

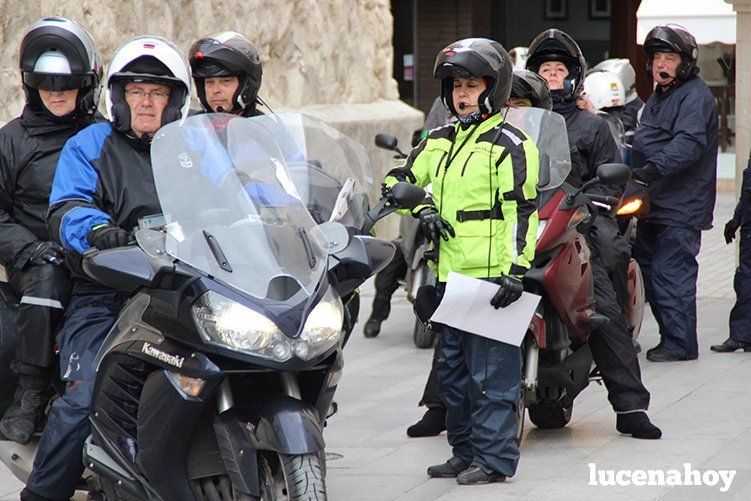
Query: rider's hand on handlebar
xmin=631 ymin=164 xmax=659 ymax=186
xmin=490 ymin=274 xmax=524 ymax=309
xmin=87 ymin=223 xmax=130 ymax=250
xmin=28 ymin=241 xmax=65 ymax=266
xmin=724 ymin=218 xmax=740 ymax=244
xmin=417 ymin=207 xmax=455 ymax=247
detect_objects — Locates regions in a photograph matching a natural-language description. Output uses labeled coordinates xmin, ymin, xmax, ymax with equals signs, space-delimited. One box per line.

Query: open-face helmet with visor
xmin=189 ymin=31 xmax=263 ymax=114
xmin=643 ymin=24 xmax=699 ymax=81
xmin=19 ymin=17 xmax=102 ymax=116
xmin=105 ymin=36 xmax=192 ymax=134
xmin=433 ymin=38 xmax=513 ymax=116
xmin=526 ymin=29 xmax=587 ymax=102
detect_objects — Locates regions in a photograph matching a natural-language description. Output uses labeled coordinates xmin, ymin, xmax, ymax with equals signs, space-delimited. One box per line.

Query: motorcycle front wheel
xmin=258 ymin=452 xmax=327 ymax=501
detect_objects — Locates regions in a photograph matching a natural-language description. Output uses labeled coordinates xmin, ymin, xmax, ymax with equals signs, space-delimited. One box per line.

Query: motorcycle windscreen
xmin=244 ymin=112 xmax=373 ymax=227
xmin=150 ymin=113 xmax=328 ymax=301
xmin=504 ymin=107 xmax=572 ymax=192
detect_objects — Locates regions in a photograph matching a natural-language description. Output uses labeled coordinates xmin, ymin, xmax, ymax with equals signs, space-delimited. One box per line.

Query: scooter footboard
xmin=537 ymin=343 xmax=592 ymax=406
xmin=213 ymin=397 xmax=325 ymax=497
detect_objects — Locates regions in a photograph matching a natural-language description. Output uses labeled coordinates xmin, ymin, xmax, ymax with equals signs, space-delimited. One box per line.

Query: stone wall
xmin=0 ymin=0 xmax=423 ymax=238
xmin=0 ymin=0 xmax=401 ymax=118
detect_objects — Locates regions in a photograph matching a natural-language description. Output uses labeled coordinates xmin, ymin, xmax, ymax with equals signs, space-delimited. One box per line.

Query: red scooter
xmin=517 ymin=163 xmax=640 ymax=441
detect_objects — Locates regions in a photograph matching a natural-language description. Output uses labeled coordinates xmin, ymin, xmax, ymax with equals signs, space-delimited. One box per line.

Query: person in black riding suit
xmin=0 ymin=17 xmax=102 ymax=446
xmin=527 ymin=29 xmax=661 ymax=439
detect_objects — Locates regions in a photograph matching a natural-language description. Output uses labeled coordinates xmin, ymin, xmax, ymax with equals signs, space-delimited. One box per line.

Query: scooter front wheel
xmin=527 ymin=401 xmax=573 ymax=429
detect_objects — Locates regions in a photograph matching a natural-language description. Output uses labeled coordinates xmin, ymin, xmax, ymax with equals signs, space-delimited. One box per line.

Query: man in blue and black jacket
xmin=631 ymin=25 xmax=718 ymax=363
xmin=21 ymin=36 xmax=192 ymax=501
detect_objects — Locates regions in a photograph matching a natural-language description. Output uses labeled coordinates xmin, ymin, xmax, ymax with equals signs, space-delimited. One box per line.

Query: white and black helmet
xmin=105 ymin=36 xmax=192 ymax=133
xmin=593 ymin=58 xmax=637 ymax=103
xmin=19 ymin=17 xmax=102 ymax=116
xmin=583 ymin=70 xmax=626 ymax=111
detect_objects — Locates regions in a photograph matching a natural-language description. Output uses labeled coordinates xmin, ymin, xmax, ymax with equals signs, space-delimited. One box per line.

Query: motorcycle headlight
xmin=297 ymin=288 xmax=344 ymax=360
xmin=192 ymin=291 xmax=293 ymax=362
xmin=191 ymin=289 xmax=344 ymax=362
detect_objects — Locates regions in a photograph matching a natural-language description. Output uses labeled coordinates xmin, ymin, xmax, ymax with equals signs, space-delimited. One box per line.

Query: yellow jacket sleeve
xmin=498 ymin=139 xmax=539 ymax=277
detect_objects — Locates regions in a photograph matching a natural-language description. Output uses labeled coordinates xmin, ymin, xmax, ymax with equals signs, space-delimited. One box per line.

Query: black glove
xmin=631 ymin=164 xmax=660 ymax=185
xmin=87 ymin=224 xmax=129 ymax=250
xmin=490 ymin=275 xmax=524 ymax=309
xmin=417 ymin=207 xmax=454 ymax=247
xmin=725 ymin=218 xmax=740 ymax=244
xmin=28 ymin=241 xmax=65 ymax=266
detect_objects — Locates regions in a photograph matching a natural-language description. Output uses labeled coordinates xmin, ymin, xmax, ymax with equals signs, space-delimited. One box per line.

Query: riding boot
xmin=0 ymin=373 xmax=49 ymax=445
xmin=364 ymin=299 xmax=391 ymax=338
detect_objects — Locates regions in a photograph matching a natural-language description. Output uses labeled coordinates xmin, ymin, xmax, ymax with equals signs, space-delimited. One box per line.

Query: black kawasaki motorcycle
xmin=0 ymin=113 xmax=423 ymax=500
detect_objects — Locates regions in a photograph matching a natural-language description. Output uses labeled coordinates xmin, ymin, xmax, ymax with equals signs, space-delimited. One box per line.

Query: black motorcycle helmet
xmin=189 ymin=31 xmax=263 ymax=114
xmin=433 ymin=38 xmax=513 ymax=116
xmin=526 ymin=29 xmax=587 ymax=102
xmin=643 ymin=24 xmax=699 ymax=81
xmin=510 ymin=69 xmax=553 ymax=110
xmin=19 ymin=17 xmax=102 ymax=117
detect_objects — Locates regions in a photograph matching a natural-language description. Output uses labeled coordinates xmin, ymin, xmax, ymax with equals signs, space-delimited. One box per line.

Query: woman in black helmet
xmin=527 ymin=29 xmax=661 ymax=439
xmin=189 ymin=31 xmax=264 ymax=116
xmin=0 ymin=17 xmax=102 ymax=445
xmin=384 ymin=38 xmax=540 ymax=485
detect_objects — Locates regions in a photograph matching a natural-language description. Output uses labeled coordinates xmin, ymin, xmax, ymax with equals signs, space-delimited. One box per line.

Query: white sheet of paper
xmin=430 ymin=272 xmax=541 ymax=347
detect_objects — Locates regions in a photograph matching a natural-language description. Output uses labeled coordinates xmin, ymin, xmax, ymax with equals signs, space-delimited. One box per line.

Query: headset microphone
xmin=216 ymin=106 xmax=225 ymax=112
xmin=458 ymin=103 xmax=479 ymax=110
xmin=658 ymin=72 xmax=671 ymax=79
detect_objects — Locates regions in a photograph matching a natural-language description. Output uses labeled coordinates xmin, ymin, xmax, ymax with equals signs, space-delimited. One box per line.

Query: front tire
xmin=258 ymin=452 xmax=327 ymax=501
xmin=527 ymin=401 xmax=572 ymax=429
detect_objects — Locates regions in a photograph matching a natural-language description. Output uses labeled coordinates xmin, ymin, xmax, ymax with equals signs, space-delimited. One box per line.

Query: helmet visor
xmin=23 ymin=72 xmax=94 ymax=91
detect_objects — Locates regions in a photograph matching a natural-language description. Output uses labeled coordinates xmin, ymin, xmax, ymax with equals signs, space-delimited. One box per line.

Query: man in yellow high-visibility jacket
xmin=385 ymin=38 xmax=538 ymax=485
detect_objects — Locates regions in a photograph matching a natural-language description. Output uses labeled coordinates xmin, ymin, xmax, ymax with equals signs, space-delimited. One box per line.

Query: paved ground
xmin=0 ymin=192 xmax=747 ymax=500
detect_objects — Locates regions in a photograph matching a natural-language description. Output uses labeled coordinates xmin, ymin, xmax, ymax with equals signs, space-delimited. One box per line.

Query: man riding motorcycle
xmin=0 ymin=17 xmax=102 ymax=446
xmin=21 ymin=36 xmax=191 ymax=501
xmin=527 ymin=29 xmax=660 ymax=439
xmin=189 ymin=31 xmax=264 ymax=116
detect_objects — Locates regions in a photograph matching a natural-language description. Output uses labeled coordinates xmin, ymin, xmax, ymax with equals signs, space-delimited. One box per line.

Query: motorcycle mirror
xmin=596 ymin=163 xmax=631 ymax=186
xmin=390 ymin=182 xmax=426 ymax=210
xmin=311 ymin=221 xmax=350 ymax=254
xmin=375 ymin=133 xmax=399 ymax=151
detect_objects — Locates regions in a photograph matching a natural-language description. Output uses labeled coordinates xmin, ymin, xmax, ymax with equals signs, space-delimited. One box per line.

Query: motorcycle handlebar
xmin=586 ymin=194 xmax=621 ymax=209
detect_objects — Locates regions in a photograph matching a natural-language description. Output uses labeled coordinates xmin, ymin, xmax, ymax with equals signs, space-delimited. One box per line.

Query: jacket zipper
xmin=460 ymin=151 xmax=474 ymax=176
xmin=435 ymin=151 xmax=448 ymax=178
